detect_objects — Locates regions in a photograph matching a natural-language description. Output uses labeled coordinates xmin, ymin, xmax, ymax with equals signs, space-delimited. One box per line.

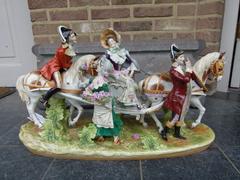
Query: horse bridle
xmin=209 ymin=59 xmax=224 ymax=79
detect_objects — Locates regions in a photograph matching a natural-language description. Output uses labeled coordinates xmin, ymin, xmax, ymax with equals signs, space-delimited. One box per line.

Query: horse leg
xmin=191 ymin=96 xmax=206 ymax=128
xmin=68 ymin=99 xmax=83 ymax=126
xmin=35 ymin=113 xmax=45 ymax=124
xmin=139 ymin=114 xmax=148 ymax=127
xmin=136 ymin=114 xmax=140 ymax=121
xmin=136 ymin=114 xmax=148 ymax=127
xmin=68 ymin=105 xmax=75 ymax=125
xmin=26 ymin=96 xmax=43 ymax=128
xmin=149 ymin=112 xmax=163 ymax=133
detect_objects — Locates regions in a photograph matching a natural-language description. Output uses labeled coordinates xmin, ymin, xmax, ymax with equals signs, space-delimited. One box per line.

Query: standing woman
xmin=39 ymin=26 xmax=77 ymax=107
xmin=82 ymin=59 xmax=123 ymax=145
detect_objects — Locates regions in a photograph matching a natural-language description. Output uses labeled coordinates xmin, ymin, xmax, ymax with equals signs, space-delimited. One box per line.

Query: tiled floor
xmin=0 ymin=91 xmax=240 ymax=180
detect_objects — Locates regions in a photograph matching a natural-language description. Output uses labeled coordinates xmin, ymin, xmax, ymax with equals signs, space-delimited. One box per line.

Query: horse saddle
xmin=142 ymin=72 xmax=172 ymax=94
xmin=25 ymin=71 xmax=57 ymax=90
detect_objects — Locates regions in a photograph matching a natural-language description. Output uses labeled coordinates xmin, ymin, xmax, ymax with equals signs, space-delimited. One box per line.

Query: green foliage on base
xmin=40 ymin=98 xmax=69 ymax=142
xmin=20 ymin=118 xmax=215 ymax=159
xmin=78 ymin=123 xmax=97 ymax=147
xmin=141 ymin=135 xmax=167 ymax=150
xmin=141 ymin=135 xmax=159 ymax=150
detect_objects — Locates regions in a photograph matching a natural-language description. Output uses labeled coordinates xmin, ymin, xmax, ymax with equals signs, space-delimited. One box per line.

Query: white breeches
xmin=53 ymin=71 xmax=62 ymax=88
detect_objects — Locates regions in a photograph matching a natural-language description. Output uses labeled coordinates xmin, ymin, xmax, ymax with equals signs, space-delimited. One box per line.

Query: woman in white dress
xmin=100 ymin=28 xmax=141 ymax=107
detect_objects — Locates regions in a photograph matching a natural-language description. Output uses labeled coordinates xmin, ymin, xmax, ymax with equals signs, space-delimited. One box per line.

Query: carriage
xmin=16 ymin=50 xmax=225 ymax=133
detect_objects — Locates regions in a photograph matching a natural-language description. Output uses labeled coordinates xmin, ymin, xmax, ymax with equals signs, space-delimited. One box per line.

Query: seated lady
xmin=99 ymin=29 xmax=141 ymax=107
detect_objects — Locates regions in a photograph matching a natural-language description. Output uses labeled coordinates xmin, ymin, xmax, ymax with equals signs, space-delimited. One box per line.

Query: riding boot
xmin=160 ymin=126 xmax=169 ymax=141
xmin=173 ymin=126 xmax=186 ymax=140
xmin=40 ymin=88 xmax=61 ymax=107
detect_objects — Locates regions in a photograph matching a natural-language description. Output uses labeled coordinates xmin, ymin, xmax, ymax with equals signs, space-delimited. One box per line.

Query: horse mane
xmin=64 ymin=58 xmax=79 ymax=84
xmin=64 ymin=55 xmax=96 ymax=84
xmin=193 ymin=52 xmax=220 ymax=81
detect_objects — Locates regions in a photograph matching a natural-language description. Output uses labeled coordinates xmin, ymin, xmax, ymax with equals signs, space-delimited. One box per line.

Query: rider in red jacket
xmin=39 ymin=26 xmax=77 ymax=107
xmin=40 ymin=45 xmax=73 ymax=81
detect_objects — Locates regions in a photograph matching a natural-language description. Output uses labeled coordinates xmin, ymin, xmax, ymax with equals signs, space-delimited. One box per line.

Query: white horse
xmin=16 ymin=53 xmax=164 ymax=129
xmin=138 ymin=52 xmax=225 ymax=133
xmin=190 ymin=52 xmax=224 ymax=127
xmin=16 ymin=54 xmax=97 ymax=128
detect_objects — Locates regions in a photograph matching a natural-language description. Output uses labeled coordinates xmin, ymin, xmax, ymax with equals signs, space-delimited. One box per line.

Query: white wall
xmin=218 ymin=0 xmax=240 ymax=92
xmin=0 ymin=0 xmax=37 ymax=86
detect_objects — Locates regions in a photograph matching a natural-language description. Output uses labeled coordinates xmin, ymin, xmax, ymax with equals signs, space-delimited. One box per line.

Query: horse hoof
xmin=35 ymin=122 xmax=43 ymax=128
xmin=69 ymin=121 xmax=76 ymax=127
xmin=143 ymin=123 xmax=148 ymax=128
xmin=35 ymin=113 xmax=45 ymax=124
xmin=191 ymin=123 xmax=199 ymax=128
xmin=159 ymin=128 xmax=163 ymax=134
xmin=136 ymin=115 xmax=140 ymax=121
xmin=69 ymin=123 xmax=74 ymax=127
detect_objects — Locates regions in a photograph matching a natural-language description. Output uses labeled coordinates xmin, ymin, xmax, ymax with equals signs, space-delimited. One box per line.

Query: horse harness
xmin=203 ymin=59 xmax=224 ymax=82
xmin=24 ymin=72 xmax=50 ymax=89
xmin=210 ymin=59 xmax=224 ymax=77
xmin=142 ymin=72 xmax=207 ymax=95
xmin=142 ymin=74 xmax=169 ymax=94
xmin=86 ymin=56 xmax=99 ymax=76
xmin=23 ymin=71 xmax=83 ymax=95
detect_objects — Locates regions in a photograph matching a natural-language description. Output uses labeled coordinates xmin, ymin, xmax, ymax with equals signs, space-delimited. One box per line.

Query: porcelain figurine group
xmin=16 ymin=26 xmax=225 ymax=145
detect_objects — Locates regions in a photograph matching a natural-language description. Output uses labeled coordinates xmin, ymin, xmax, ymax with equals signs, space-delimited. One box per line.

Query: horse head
xmin=64 ymin=54 xmax=97 ymax=89
xmin=193 ymin=52 xmax=225 ymax=84
xmin=209 ymin=52 xmax=225 ymax=81
xmin=86 ymin=56 xmax=99 ymax=76
xmin=198 ymin=52 xmax=225 ymax=96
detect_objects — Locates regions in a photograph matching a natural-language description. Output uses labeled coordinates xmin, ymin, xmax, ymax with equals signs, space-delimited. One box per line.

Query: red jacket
xmin=39 ymin=46 xmax=72 ymax=80
xmin=163 ymin=67 xmax=197 ymax=115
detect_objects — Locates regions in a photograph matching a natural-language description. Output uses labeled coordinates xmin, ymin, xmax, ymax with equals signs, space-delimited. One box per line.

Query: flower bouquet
xmin=82 ymin=76 xmax=112 ymax=104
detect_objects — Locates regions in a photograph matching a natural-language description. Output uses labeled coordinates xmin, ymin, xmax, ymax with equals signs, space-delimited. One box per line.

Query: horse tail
xmin=16 ymin=75 xmax=29 ymax=103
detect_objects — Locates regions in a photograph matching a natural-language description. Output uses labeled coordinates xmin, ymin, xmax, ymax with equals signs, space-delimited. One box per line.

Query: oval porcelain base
xmin=19 ymin=119 xmax=215 ymax=160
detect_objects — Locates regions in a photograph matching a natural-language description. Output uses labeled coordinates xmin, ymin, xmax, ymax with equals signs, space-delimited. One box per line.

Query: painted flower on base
xmin=132 ymin=133 xmax=140 ymax=140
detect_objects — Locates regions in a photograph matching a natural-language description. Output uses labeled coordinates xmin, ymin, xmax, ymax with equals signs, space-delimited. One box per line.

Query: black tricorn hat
xmin=170 ymin=44 xmax=184 ymax=60
xmin=58 ymin=25 xmax=75 ymax=43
